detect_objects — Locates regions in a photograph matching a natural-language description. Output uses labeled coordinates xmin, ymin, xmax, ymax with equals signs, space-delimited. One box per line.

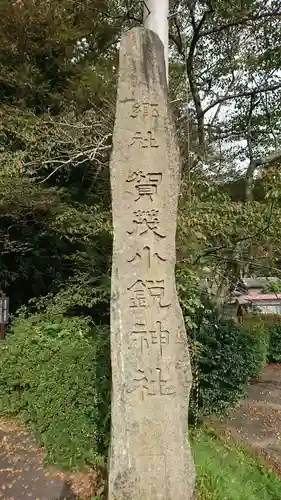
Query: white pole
xmin=143 ymin=0 xmax=169 ymax=84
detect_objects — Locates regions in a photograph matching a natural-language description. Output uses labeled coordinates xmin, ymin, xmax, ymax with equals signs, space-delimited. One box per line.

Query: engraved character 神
xmin=130 ymin=320 xmax=170 ymax=356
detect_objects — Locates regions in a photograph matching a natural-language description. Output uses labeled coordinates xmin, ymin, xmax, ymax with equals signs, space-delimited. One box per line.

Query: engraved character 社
xmin=128 ymin=364 xmax=176 ymax=400
xmin=126 ymin=171 xmax=162 ymax=202
xmin=130 ymin=131 xmax=159 ymax=148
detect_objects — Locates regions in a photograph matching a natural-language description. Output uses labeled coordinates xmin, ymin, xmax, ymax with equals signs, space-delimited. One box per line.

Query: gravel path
xmin=212 ymin=364 xmax=281 ymax=474
xmin=0 ymin=419 xmax=76 ymax=499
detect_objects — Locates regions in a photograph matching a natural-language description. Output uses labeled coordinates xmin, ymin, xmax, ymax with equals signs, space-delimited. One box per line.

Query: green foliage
xmin=0 ymin=0 xmax=116 ymax=313
xmin=176 ymin=266 xmax=204 ymax=330
xmin=0 ymin=0 xmax=122 ymax=111
xmin=241 ymin=316 xmax=270 ymax=376
xmin=246 ymin=322 xmax=269 ymax=377
xmin=178 ymin=181 xmax=281 ymax=288
xmin=243 ymin=314 xmax=281 ymax=364
xmin=0 ymin=309 xmax=110 ymax=469
xmin=176 ymin=269 xmax=269 ymax=419
xmin=190 ymin=308 xmax=267 ymax=418
xmin=263 ymin=280 xmax=281 ymax=293
xmin=268 ymin=322 xmax=281 ymax=363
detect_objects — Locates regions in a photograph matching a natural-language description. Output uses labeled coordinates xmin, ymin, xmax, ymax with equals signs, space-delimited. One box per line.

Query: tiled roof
xmin=238 ymin=294 xmax=281 ymax=304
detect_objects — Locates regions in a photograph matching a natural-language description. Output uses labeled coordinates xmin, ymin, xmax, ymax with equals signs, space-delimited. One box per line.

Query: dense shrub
xmin=0 ymin=310 xmax=110 ymax=469
xmin=177 ymin=279 xmax=269 ymax=420
xmin=241 ymin=317 xmax=270 ymax=376
xmin=268 ymin=322 xmax=281 ymax=362
xmin=243 ymin=314 xmax=281 ymax=364
xmin=189 ymin=308 xmax=269 ymax=419
xmin=176 ymin=267 xmax=204 ymax=330
xmin=258 ymin=315 xmax=281 ymax=363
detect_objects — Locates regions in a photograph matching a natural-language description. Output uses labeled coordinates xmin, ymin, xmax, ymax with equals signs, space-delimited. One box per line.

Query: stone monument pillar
xmin=109 ymin=27 xmax=195 ymax=500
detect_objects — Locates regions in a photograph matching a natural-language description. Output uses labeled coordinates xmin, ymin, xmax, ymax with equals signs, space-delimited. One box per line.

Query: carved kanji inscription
xmin=127 ymin=246 xmax=166 ymax=269
xmin=128 ymin=365 xmax=176 ymax=400
xmin=109 ymin=28 xmax=195 ymax=500
xmin=130 ymin=101 xmax=159 ymax=119
xmin=128 ymin=279 xmax=170 ymax=308
xmin=130 ymin=131 xmax=159 ymax=148
xmin=127 ymin=209 xmax=165 ymax=238
xmin=126 ymin=171 xmax=162 ymax=202
xmin=130 ymin=320 xmax=170 ymax=356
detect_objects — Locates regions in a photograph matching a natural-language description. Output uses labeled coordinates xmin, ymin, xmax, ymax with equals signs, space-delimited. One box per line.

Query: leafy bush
xmin=242 ymin=316 xmax=270 ymax=377
xmin=242 ymin=314 xmax=281 ymax=364
xmin=177 ymin=277 xmax=268 ymax=419
xmin=176 ymin=266 xmax=205 ymax=330
xmin=268 ymin=322 xmax=281 ymax=362
xmin=0 ymin=310 xmax=110 ymax=469
xmin=190 ymin=308 xmax=268 ymax=419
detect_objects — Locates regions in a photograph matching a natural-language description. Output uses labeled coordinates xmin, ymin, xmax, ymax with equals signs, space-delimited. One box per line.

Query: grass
xmin=192 ymin=426 xmax=281 ymax=500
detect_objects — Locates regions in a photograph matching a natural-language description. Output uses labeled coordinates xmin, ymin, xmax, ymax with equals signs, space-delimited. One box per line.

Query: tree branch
xmin=204 ymin=83 xmax=281 ymax=114
xmin=244 ymin=149 xmax=281 ymax=202
xmin=169 ymin=16 xmax=184 ymax=56
xmin=209 ymin=72 xmax=236 ymax=126
xmin=245 ymin=94 xmax=259 ymax=201
xmin=200 ymin=9 xmax=281 ymax=37
xmin=255 ymin=149 xmax=281 ymax=168
xmin=186 ymin=7 xmax=213 ymax=148
xmin=194 ymin=199 xmax=275 ymax=264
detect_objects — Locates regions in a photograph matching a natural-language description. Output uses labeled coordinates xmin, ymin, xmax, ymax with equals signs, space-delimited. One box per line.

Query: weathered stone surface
xmin=109 ymin=27 xmax=195 ymax=500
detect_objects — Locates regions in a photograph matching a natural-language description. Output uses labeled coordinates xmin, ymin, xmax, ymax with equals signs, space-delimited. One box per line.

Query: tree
xmin=169 ymin=0 xmax=281 ymax=199
xmin=1 ymin=0 xmax=281 ymax=315
xmin=0 ymin=0 xmax=120 ymax=312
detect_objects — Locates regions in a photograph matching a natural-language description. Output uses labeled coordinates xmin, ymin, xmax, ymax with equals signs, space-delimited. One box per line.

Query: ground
xmin=0 ymin=420 xmax=104 ymax=499
xmin=0 ymin=364 xmax=281 ymax=499
xmin=211 ymin=364 xmax=281 ymax=475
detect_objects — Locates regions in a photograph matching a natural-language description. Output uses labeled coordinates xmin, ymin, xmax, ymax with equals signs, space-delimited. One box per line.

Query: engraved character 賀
xmin=126 ymin=171 xmax=162 ymax=202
